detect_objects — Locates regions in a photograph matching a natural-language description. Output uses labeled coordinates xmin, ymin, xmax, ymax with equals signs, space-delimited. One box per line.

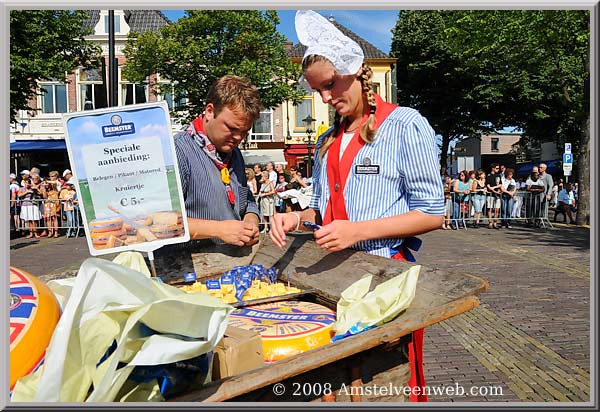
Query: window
xmin=79 ymin=68 xmax=107 ymax=110
xmin=250 ymin=110 xmax=273 ymax=142
xmin=295 ymin=97 xmax=313 ymax=129
xmin=39 ymin=83 xmax=67 ymax=113
xmin=104 ymin=15 xmax=121 ymax=33
xmin=163 ymin=89 xmax=188 ymax=111
xmin=491 ymin=138 xmax=499 ymax=152
xmin=121 ymin=83 xmax=148 ymax=105
xmin=372 ymin=82 xmax=381 ymax=94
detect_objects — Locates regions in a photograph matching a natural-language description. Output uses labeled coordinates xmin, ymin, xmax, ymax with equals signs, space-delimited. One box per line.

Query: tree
xmin=123 ymin=10 xmax=302 ymax=122
xmin=391 ymin=10 xmax=590 ymax=225
xmin=10 ymin=10 xmax=100 ymax=123
xmin=390 ymin=11 xmax=508 ymax=169
xmin=443 ymin=10 xmax=590 ymax=225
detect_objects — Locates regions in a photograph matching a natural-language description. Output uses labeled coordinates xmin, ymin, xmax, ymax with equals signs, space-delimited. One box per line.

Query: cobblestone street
xmin=9 ymin=222 xmax=591 ymax=402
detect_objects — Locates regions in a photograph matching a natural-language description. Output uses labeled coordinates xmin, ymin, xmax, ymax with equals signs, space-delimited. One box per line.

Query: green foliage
xmin=123 ymin=10 xmax=302 ymax=122
xmin=390 ymin=10 xmax=589 ymax=169
xmin=10 ymin=10 xmax=101 ymax=122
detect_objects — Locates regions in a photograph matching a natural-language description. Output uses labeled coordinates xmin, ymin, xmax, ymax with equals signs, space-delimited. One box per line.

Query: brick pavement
xmin=8 ymin=222 xmax=591 ymax=402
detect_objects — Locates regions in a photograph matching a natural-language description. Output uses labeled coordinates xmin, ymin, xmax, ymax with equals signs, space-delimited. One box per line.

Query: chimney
xmin=285 ymin=40 xmax=293 ymax=54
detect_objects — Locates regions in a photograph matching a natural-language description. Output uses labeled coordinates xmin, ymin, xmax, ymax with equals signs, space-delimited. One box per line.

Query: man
xmin=499 ymin=164 xmax=506 ymax=178
xmin=62 ymin=169 xmax=73 ymax=186
xmin=265 ymin=162 xmax=278 ymax=185
xmin=253 ymin=164 xmax=263 ymax=192
xmin=526 ymin=166 xmax=545 ymax=226
xmin=538 ymin=162 xmax=554 ymax=207
xmin=485 ymin=163 xmax=502 ymax=229
xmin=171 ymin=75 xmax=262 ymax=247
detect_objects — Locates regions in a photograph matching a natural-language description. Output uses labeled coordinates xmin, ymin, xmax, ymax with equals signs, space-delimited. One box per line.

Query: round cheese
xmin=91 ymin=227 xmax=127 ymax=245
xmin=10 ymin=267 xmax=60 ymax=390
xmin=152 ymin=211 xmax=183 ymax=226
xmin=150 ymin=223 xmax=184 ymax=239
xmin=228 ymin=301 xmax=336 ymax=362
xmin=89 ymin=217 xmax=123 ymax=233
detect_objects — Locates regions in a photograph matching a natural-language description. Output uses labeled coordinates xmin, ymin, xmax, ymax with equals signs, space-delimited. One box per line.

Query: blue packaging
xmin=183 ymin=272 xmax=197 ymax=282
xmin=206 ymin=279 xmax=221 ymax=290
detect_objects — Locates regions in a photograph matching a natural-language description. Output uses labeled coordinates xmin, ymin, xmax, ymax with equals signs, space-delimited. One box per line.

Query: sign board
xmin=563 ymin=153 xmax=573 ymax=164
xmin=564 ymin=143 xmax=572 ymax=153
xmin=63 ymin=102 xmax=189 ymax=256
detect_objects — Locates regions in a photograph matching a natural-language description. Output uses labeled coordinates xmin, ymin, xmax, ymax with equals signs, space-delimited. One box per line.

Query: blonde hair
xmin=302 ymin=55 xmax=378 ymax=160
xmin=245 ymin=168 xmax=255 ymax=180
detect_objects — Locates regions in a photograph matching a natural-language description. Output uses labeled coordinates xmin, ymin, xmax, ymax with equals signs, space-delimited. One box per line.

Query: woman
xmin=258 ymin=170 xmax=276 ymax=232
xmin=274 ymin=173 xmax=288 ymax=213
xmin=19 ymin=174 xmax=43 ymax=238
xmin=245 ymin=168 xmax=257 ymax=196
xmin=452 ymin=171 xmax=471 ymax=230
xmin=500 ymin=168 xmax=517 ymax=228
xmin=470 ymin=169 xmax=487 ymax=228
xmin=288 ymin=165 xmax=308 ymax=189
xmin=442 ymin=171 xmax=453 ymax=230
xmin=270 ymin=10 xmax=444 ymax=402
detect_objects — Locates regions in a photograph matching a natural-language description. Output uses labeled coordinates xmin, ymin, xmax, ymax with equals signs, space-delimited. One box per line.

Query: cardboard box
xmin=212 ymin=326 xmax=264 ymax=380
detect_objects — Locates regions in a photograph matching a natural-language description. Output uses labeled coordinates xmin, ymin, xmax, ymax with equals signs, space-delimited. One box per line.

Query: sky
xmin=160 ymin=10 xmax=399 ymax=54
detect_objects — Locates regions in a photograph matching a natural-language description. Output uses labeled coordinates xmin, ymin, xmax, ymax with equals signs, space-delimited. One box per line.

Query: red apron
xmin=322 ymin=95 xmax=428 ymax=402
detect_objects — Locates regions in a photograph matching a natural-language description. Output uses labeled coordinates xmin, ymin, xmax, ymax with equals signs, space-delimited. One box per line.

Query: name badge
xmin=354 ymin=157 xmax=380 ymax=175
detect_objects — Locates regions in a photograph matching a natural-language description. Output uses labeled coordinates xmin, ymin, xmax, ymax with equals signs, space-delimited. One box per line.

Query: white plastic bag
xmin=12 ymin=256 xmax=233 ymax=402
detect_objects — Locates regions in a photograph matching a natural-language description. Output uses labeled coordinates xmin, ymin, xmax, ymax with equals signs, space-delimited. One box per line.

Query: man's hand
xmin=217 ymin=220 xmax=258 ymax=247
xmin=242 ymin=214 xmax=260 ymax=246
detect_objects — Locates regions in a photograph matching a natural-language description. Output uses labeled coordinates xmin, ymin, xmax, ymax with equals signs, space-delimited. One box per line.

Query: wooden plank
xmin=171 ymin=294 xmax=480 ymax=402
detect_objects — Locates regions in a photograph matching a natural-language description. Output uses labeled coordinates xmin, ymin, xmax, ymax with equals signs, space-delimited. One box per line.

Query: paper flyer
xmin=62 ymin=102 xmax=189 ymax=256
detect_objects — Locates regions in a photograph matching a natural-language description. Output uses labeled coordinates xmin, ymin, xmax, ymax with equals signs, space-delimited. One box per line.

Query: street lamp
xmin=303 ymin=114 xmax=315 ymax=177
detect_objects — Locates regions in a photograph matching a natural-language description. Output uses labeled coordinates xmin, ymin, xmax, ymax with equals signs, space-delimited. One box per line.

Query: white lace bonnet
xmin=295 ymin=10 xmax=364 ymax=91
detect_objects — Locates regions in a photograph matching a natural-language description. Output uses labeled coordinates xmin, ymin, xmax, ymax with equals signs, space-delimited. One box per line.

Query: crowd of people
xmin=245 ymin=161 xmax=312 ymax=233
xmin=441 ymin=162 xmax=578 ymax=229
xmin=9 ymin=168 xmax=82 ymax=238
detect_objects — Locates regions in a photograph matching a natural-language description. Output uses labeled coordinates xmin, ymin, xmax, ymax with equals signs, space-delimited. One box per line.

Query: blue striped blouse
xmin=309 ymin=106 xmax=445 ymax=257
xmin=173 ymin=129 xmax=259 ymax=246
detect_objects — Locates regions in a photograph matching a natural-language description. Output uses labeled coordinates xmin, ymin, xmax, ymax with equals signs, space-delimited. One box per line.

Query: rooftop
xmin=83 ymin=10 xmax=171 ymax=34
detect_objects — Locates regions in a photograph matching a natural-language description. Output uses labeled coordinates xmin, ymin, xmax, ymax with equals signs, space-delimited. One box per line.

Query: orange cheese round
xmin=91 ymin=227 xmax=127 ymax=245
xmin=150 ymin=223 xmax=184 ymax=239
xmin=228 ymin=301 xmax=336 ymax=362
xmin=10 ymin=267 xmax=60 ymax=390
xmin=89 ymin=217 xmax=123 ymax=233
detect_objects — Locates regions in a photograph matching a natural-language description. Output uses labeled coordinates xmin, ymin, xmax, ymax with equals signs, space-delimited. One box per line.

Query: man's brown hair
xmin=206 ymin=75 xmax=263 ymax=121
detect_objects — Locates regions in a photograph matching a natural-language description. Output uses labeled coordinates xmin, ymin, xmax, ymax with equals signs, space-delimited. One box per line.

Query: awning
xmin=241 ymin=149 xmax=287 ymax=166
xmin=10 ymin=140 xmax=67 ymax=151
xmin=516 ymin=159 xmax=561 ymax=177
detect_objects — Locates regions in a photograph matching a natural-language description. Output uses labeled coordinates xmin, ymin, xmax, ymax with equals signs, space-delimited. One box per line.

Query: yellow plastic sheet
xmin=12 ymin=254 xmax=233 ymax=402
xmin=333 ymin=265 xmax=420 ymax=336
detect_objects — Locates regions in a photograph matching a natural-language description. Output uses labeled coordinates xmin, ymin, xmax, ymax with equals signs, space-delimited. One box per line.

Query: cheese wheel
xmin=228 ymin=301 xmax=336 ymax=362
xmin=150 ymin=223 xmax=184 ymax=239
xmin=89 ymin=217 xmax=123 ymax=233
xmin=132 ymin=214 xmax=152 ymax=227
xmin=152 ymin=211 xmax=183 ymax=226
xmin=10 ymin=267 xmax=60 ymax=390
xmin=91 ymin=227 xmax=127 ymax=245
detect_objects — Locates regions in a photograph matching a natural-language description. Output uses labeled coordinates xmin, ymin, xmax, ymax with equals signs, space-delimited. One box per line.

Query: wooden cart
xmin=171 ymin=235 xmax=488 ymax=402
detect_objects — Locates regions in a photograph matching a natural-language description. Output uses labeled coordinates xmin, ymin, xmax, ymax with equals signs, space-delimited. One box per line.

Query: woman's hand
xmin=269 ymin=212 xmax=302 ymax=248
xmin=313 ymin=220 xmax=362 ymax=252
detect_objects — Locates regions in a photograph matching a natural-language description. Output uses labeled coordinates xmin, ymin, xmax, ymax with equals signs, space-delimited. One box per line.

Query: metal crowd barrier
xmin=444 ymin=190 xmax=553 ymax=229
xmin=9 ymin=198 xmax=84 ymax=236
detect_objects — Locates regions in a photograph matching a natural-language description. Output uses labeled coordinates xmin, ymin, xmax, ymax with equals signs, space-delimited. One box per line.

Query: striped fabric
xmin=173 ymin=128 xmax=259 ymax=246
xmin=310 ymin=106 xmax=444 ymax=257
